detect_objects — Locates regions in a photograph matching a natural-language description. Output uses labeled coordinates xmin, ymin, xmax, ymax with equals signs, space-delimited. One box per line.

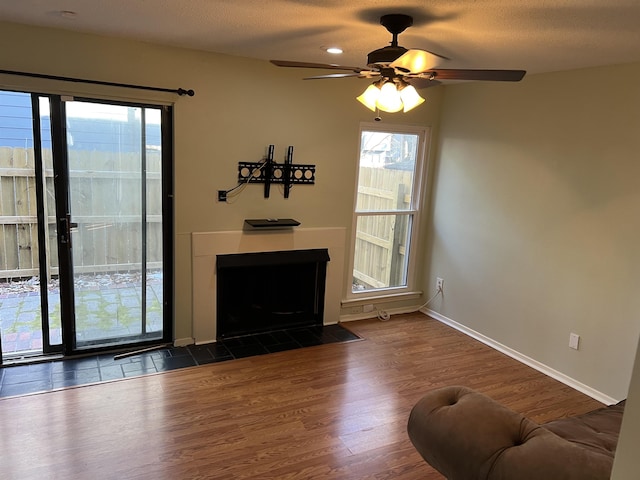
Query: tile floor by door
xmin=0 ymin=324 xmax=361 ymax=398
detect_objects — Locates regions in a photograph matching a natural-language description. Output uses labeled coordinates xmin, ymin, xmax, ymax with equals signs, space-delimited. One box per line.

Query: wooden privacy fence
xmin=353 ymin=166 xmax=412 ymax=290
xmin=0 ymin=146 xmax=162 ymax=281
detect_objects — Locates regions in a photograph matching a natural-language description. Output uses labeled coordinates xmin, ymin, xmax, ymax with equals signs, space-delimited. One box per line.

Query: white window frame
xmin=346 ymin=122 xmax=430 ymax=302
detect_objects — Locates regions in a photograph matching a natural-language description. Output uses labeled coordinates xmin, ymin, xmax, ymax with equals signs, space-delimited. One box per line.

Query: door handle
xmin=60 ymin=214 xmax=78 ymax=247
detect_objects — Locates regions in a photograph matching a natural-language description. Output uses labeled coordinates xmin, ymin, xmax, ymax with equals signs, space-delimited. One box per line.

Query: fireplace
xmin=216 ymin=248 xmax=330 ymax=339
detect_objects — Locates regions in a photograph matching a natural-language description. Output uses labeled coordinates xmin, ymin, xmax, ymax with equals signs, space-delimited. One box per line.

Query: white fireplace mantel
xmin=191 ymin=227 xmax=346 ymax=344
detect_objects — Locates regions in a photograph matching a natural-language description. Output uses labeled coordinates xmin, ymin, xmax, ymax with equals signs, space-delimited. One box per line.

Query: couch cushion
xmin=543 ymin=401 xmax=625 ymax=457
xmin=408 ymin=387 xmax=623 ymax=480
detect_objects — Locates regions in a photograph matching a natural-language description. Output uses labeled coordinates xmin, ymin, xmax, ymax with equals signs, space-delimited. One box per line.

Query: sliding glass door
xmin=59 ymin=99 xmax=171 ymax=350
xmin=0 ymin=91 xmax=62 ymax=359
xmin=0 ymin=90 xmax=173 ymax=360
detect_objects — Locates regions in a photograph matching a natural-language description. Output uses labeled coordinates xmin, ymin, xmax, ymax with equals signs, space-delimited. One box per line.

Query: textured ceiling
xmin=1 ymin=0 xmax=640 ymax=76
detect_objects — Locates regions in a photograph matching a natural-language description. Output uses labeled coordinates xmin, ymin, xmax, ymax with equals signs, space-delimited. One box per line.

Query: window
xmin=349 ymin=123 xmax=429 ymax=297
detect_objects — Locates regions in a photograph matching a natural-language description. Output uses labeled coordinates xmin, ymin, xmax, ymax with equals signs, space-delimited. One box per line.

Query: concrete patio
xmin=0 ymin=272 xmax=163 ymax=357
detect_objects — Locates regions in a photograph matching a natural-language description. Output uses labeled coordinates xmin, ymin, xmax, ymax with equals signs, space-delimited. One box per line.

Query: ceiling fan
xmin=271 ymin=14 xmax=526 ymax=113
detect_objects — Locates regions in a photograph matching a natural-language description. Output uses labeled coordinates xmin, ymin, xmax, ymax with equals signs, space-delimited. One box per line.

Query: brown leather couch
xmin=407 ymin=385 xmax=625 ymax=480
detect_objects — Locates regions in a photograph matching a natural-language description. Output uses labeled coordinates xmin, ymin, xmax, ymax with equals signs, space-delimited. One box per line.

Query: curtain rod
xmin=0 ymin=69 xmax=195 ymax=97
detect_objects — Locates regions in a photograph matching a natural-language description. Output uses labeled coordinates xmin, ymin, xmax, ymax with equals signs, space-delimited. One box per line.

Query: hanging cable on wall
xmin=0 ymin=69 xmax=195 ymax=96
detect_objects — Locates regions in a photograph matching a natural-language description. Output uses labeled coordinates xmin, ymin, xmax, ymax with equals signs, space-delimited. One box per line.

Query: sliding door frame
xmin=31 ymin=94 xmax=62 ymax=354
xmin=49 ymin=95 xmax=174 ymax=355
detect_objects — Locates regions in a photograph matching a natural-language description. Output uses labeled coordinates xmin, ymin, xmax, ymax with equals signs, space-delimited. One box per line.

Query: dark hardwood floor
xmin=0 ymin=324 xmax=359 ymax=397
xmin=0 ymin=313 xmax=604 ymax=479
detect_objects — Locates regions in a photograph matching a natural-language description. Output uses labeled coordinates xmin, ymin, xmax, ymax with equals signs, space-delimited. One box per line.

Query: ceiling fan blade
xmin=390 ymin=49 xmax=448 ymax=74
xmin=270 ymin=60 xmax=367 ymax=73
xmin=406 ymin=77 xmax=442 ymax=89
xmin=304 ymin=72 xmax=380 ymax=80
xmin=428 ymin=69 xmax=526 ymax=81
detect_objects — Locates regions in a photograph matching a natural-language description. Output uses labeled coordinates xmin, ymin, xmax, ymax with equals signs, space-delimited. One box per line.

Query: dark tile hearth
xmin=0 ymin=324 xmax=360 ymax=398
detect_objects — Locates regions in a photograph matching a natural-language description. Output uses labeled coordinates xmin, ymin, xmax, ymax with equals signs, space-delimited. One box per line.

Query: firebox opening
xmin=216 ymin=249 xmax=330 ymax=339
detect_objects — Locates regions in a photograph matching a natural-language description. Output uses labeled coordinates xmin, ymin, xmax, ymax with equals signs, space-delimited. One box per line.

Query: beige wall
xmin=0 ymin=21 xmax=443 ymax=342
xmin=425 ymin=63 xmax=640 ymax=400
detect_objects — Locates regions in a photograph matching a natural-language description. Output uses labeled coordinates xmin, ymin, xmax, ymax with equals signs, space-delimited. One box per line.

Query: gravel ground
xmin=0 ymin=271 xmax=162 ymax=297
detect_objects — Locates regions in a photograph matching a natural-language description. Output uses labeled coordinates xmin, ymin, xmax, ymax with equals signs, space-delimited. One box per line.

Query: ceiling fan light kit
xmin=398 ymin=82 xmax=426 ymax=111
xmin=271 ymin=14 xmax=525 ymax=115
xmin=378 ymin=81 xmax=403 ymax=112
xmin=356 ymin=79 xmax=425 ymax=113
xmin=356 ymin=83 xmax=382 ymax=111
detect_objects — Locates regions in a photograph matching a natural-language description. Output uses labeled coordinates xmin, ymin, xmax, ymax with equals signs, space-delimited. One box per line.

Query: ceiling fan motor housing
xmin=367 ymin=45 xmax=408 ymax=68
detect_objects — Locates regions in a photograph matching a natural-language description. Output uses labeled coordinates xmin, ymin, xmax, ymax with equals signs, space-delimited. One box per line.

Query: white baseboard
xmin=339 ymin=305 xmax=418 ymax=323
xmin=423 ymin=308 xmax=618 ymax=405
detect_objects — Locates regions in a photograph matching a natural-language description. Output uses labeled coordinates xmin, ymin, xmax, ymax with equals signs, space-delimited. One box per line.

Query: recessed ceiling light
xmin=326 ymin=47 xmax=343 ymax=55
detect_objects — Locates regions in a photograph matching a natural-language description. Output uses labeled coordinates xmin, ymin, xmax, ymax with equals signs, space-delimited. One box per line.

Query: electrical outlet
xmin=436 ymin=277 xmax=444 ymax=293
xmin=217 ymin=190 xmax=227 ymax=202
xmin=363 ymin=304 xmax=374 ymax=313
xmin=569 ymin=332 xmax=580 ymax=350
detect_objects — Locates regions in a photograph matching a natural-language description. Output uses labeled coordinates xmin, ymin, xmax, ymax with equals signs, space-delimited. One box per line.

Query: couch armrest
xmin=407 ymin=386 xmax=614 ymax=480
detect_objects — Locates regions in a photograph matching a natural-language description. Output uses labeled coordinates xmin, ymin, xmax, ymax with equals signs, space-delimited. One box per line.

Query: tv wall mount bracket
xmin=237 ymin=145 xmax=315 ymax=198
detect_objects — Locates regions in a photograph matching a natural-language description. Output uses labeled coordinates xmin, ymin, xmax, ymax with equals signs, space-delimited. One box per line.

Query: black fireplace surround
xmin=216 ymin=248 xmax=330 ymax=339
